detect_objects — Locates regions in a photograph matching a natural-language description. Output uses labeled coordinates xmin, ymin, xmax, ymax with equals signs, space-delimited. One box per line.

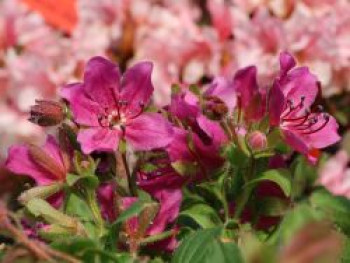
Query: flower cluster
xmin=2 ymin=52 xmax=348 ymax=262
xmin=1 ymin=0 xmax=350 ymax=160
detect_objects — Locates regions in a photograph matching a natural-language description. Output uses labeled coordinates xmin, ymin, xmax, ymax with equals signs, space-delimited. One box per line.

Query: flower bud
xmin=202 ymin=95 xmax=228 ymax=120
xmin=29 ymin=100 xmax=65 ymax=126
xmin=247 ymin=131 xmax=267 ymax=151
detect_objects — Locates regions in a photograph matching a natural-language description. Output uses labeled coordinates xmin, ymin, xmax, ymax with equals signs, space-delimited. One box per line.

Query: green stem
xmin=121 ymin=152 xmax=137 ymax=196
xmin=86 ymin=190 xmax=105 ymax=237
xmin=234 ymin=158 xmax=256 ymax=219
xmin=140 ymin=230 xmax=175 ymax=246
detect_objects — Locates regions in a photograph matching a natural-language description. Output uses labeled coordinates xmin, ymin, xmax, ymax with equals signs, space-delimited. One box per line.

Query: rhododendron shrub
xmin=1 ymin=53 xmax=350 ymax=262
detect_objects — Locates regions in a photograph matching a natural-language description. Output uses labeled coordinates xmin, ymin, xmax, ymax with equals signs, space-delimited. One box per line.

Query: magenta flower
xmin=61 ymin=57 xmax=173 ymax=154
xmin=206 ymin=67 xmax=265 ymax=122
xmin=5 ymin=135 xmax=69 ymax=185
xmin=205 ymin=76 xmax=236 ymax=112
xmin=98 ymin=164 xmax=182 ymax=251
xmin=5 ymin=135 xmax=69 ymax=207
xmin=138 ymin=163 xmax=184 ymax=237
xmin=97 ymin=183 xmax=117 ymax=222
xmin=120 ymin=195 xmax=179 ymax=251
xmin=269 ymin=52 xmax=340 ymax=162
xmin=166 ymin=87 xmax=227 ymax=174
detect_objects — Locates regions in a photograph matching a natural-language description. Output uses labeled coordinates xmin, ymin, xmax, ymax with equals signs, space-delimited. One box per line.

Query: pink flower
xmin=207 ymin=0 xmax=233 ymax=42
xmin=233 ymin=65 xmax=266 ymax=122
xmin=319 ymin=150 xmax=350 ymax=199
xmin=5 ymin=135 xmax=69 ymax=186
xmin=97 ymin=182 xmax=117 ymax=222
xmin=207 ymin=66 xmax=265 ymax=122
xmin=205 ymin=76 xmax=237 ymax=112
xmin=166 ymin=87 xmax=227 ymax=174
xmin=5 ymin=135 xmax=70 ymax=207
xmin=98 ymin=163 xmax=182 ymax=251
xmin=131 ymin=3 xmax=212 ymax=106
xmin=269 ymin=52 xmax=340 ymax=162
xmin=121 ymin=191 xmax=180 ymax=251
xmin=62 ymin=56 xmax=173 ymax=154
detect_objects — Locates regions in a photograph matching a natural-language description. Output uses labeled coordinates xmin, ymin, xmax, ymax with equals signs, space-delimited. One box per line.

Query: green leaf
xmin=291 ymin=155 xmax=322 ymax=199
xmin=66 ymin=193 xmax=93 ymax=220
xmin=182 ymin=188 xmax=206 ymax=210
xmin=179 ymin=204 xmax=222 ymax=229
xmin=26 ymin=198 xmax=87 ymax=236
xmin=342 ymin=238 xmax=350 ymax=262
xmin=172 ymin=228 xmax=243 ymax=263
xmin=66 ymin=173 xmax=81 ymax=186
xmin=268 ymin=203 xmax=323 ymax=245
xmin=39 ymin=224 xmax=74 ymax=241
xmin=207 ymin=240 xmax=243 ymax=263
xmin=245 ymin=169 xmax=292 ymax=197
xmin=137 ymin=189 xmax=153 ymax=202
xmin=256 ymin=197 xmax=289 ymax=217
xmin=226 ymin=143 xmax=248 ymax=168
xmin=18 ymin=183 xmax=64 ymax=204
xmin=140 ymin=230 xmax=175 ymax=246
xmin=114 ymin=200 xmax=156 ymax=225
xmin=310 ymin=189 xmax=350 ymax=235
xmin=66 ymin=173 xmax=99 ymax=189
xmin=51 ymin=237 xmax=132 ymax=263
xmin=65 ymin=193 xmax=97 ymax=238
xmin=26 ymin=198 xmax=76 ymax=227
xmin=253 ymin=150 xmax=275 ymax=159
xmin=195 ymin=181 xmax=227 ymax=213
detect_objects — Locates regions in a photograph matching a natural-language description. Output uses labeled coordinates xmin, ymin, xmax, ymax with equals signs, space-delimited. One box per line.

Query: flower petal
xmin=97 ymin=183 xmax=117 ymax=222
xmin=283 ymin=67 xmax=318 ymax=111
xmin=269 ymin=82 xmax=285 ymax=126
xmin=83 ymin=56 xmax=121 ymax=109
xmin=61 ymin=83 xmax=102 ymax=126
xmin=233 ymin=66 xmax=259 ymax=109
xmin=147 ymin=189 xmax=182 ymax=235
xmin=166 ymin=128 xmax=194 ymax=162
xmin=169 ymin=93 xmax=199 ymax=121
xmin=78 ymin=128 xmax=121 ymax=154
xmin=43 ymin=135 xmax=65 ymax=167
xmin=120 ymin=62 xmax=154 ymax=117
xmin=196 ymin=114 xmax=227 ymax=145
xmin=306 ymin=116 xmax=341 ymax=149
xmin=279 ymin=51 xmax=296 ymax=76
xmin=282 ymin=129 xmax=309 ymax=154
xmin=206 ymin=77 xmax=236 ymax=111
xmin=125 ymin=113 xmax=173 ymax=151
xmin=5 ymin=145 xmax=55 ymax=185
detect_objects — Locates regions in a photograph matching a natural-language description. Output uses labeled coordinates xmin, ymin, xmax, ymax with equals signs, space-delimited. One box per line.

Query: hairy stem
xmin=121 ymin=152 xmax=137 ymax=196
xmin=86 ymin=190 xmax=105 ymax=237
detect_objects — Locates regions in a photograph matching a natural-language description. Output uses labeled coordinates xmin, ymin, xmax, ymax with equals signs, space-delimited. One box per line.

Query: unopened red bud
xmin=29 ymin=100 xmax=65 ymax=126
xmin=203 ymin=95 xmax=228 ymax=120
xmin=247 ymin=131 xmax=267 ymax=151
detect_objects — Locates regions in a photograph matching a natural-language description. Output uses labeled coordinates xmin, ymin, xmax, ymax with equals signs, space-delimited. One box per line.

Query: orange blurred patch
xmin=21 ymin=0 xmax=78 ymax=34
